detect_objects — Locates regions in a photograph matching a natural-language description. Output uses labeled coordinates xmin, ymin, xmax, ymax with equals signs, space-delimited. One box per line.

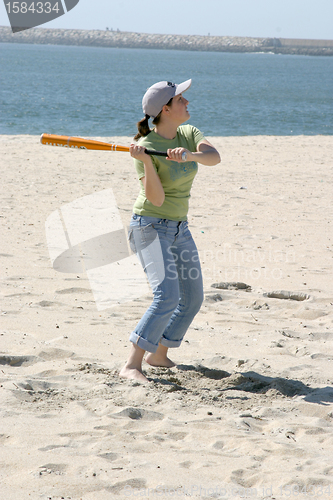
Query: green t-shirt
xmin=133 ymin=124 xmax=205 ymax=221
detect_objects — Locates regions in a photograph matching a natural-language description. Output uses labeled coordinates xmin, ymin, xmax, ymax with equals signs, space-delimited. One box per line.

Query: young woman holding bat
xmin=119 ymin=79 xmax=220 ymax=383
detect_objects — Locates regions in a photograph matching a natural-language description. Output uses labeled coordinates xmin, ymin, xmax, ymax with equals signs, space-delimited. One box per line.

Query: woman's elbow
xmin=214 ymin=152 xmax=221 ymax=165
xmin=153 ymin=195 xmax=165 ymax=207
xmin=147 ymin=193 xmax=165 ymax=207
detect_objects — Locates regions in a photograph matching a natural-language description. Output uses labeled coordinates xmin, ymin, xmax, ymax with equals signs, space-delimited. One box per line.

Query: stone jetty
xmin=0 ymin=26 xmax=332 ymax=56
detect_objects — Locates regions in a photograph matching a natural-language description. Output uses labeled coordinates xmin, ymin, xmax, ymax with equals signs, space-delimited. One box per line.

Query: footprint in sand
xmin=39 ymin=444 xmax=70 ymax=452
xmin=38 ymin=463 xmax=68 ymax=476
xmin=37 ymin=348 xmax=74 ymax=360
xmin=0 ymin=348 xmax=74 ymax=367
xmin=35 ymin=300 xmax=63 ymax=307
xmin=98 ymin=452 xmax=118 ymax=462
xmin=106 ymin=478 xmax=146 ymax=495
xmin=0 ymin=355 xmax=40 ymax=367
xmin=56 ymin=287 xmax=91 ymax=294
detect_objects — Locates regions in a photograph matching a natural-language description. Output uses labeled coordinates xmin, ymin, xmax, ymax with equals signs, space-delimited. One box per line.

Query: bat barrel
xmin=40 ymin=134 xmax=168 ymax=156
xmin=40 ymin=133 xmax=123 ymax=151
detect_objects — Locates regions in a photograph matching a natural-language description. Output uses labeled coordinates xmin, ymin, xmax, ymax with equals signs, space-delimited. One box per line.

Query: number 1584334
xmin=5 ymin=2 xmax=60 ymax=14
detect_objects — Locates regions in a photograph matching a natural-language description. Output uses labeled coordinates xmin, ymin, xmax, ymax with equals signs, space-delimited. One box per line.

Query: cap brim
xmin=175 ymin=79 xmax=192 ymax=96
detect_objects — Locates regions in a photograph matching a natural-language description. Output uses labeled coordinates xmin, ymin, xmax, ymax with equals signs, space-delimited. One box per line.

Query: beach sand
xmin=1 ymin=134 xmax=332 ymax=499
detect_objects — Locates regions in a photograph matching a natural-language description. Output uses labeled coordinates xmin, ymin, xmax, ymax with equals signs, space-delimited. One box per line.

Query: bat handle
xmin=144 ymin=148 xmax=167 ymax=157
xmin=144 ymin=149 xmax=188 ymax=161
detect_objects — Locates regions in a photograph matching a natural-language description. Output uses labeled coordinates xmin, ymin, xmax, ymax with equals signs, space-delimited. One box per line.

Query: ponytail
xmin=134 ymin=114 xmax=151 ymax=141
xmin=134 ymin=97 xmax=173 ymax=141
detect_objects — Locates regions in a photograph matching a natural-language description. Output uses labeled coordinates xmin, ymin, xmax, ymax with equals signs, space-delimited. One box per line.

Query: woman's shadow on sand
xmin=150 ymin=364 xmax=333 ymax=407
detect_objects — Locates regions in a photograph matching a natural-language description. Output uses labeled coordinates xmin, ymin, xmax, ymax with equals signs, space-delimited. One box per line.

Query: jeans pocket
xmin=182 ymin=221 xmax=193 ymax=240
xmin=129 ymin=224 xmax=159 ymax=253
xmin=140 ymin=223 xmax=159 ymax=246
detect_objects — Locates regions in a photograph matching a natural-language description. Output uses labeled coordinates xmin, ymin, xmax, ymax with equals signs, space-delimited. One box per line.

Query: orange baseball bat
xmin=40 ymin=133 xmax=168 ymax=156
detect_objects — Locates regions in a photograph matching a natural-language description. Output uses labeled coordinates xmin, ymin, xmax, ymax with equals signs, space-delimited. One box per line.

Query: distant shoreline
xmin=1 ymin=26 xmax=333 ymax=56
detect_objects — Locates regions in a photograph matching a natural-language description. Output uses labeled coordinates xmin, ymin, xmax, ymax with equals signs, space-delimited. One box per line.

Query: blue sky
xmin=1 ymin=0 xmax=333 ymax=40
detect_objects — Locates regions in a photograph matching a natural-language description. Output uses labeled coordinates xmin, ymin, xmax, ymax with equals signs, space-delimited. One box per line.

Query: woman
xmin=120 ymin=79 xmax=220 ymax=383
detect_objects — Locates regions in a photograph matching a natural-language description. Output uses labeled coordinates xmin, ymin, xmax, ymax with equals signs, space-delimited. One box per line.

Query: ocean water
xmin=0 ymin=42 xmax=332 ymax=137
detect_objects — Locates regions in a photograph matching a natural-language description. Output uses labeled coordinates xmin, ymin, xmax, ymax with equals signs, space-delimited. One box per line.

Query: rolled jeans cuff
xmin=129 ymin=331 xmax=158 ymax=353
xmin=160 ymin=337 xmax=182 ymax=349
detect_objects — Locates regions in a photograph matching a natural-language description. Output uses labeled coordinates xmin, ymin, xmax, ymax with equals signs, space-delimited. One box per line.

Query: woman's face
xmin=166 ymin=93 xmax=190 ymax=124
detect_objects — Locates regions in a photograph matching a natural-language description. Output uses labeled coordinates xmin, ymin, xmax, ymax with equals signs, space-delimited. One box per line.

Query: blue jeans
xmin=128 ymin=214 xmax=204 ymax=353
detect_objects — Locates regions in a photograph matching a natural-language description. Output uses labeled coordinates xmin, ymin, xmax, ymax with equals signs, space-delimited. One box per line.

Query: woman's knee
xmin=183 ymin=287 xmax=203 ymax=315
xmin=152 ymin=288 xmax=180 ymax=315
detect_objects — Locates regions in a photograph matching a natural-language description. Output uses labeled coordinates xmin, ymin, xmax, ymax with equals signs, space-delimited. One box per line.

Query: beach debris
xmin=212 ymin=281 xmax=251 ymax=291
xmin=252 ymin=301 xmax=269 ymax=310
xmin=109 ymin=407 xmax=164 ymax=421
xmin=280 ymin=330 xmax=299 ymax=338
xmin=263 ymin=290 xmax=309 ymax=301
xmin=285 ymin=431 xmax=296 ymax=442
xmin=270 ymin=341 xmax=284 ymax=348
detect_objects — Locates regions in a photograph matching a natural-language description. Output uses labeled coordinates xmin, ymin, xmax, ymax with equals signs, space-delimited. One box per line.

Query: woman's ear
xmin=162 ymin=103 xmax=171 ymax=115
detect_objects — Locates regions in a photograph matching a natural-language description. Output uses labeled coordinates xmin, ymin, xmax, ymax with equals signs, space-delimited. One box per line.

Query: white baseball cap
xmin=142 ymin=79 xmax=192 ymax=119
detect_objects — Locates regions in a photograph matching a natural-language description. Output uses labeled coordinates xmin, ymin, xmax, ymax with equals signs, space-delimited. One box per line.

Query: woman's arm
xmin=130 ymin=144 xmax=165 ymax=207
xmin=167 ymin=140 xmax=221 ymax=166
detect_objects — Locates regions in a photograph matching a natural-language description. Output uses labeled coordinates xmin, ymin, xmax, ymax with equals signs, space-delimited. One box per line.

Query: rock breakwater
xmin=0 ymin=27 xmax=332 ymax=56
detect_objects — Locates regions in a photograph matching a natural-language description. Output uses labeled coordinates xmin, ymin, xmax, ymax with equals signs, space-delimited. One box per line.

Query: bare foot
xmin=145 ymin=353 xmax=176 ymax=367
xmin=119 ymin=365 xmax=149 ymax=383
xmin=145 ymin=344 xmax=176 ymax=368
xmin=119 ymin=344 xmax=149 ymax=383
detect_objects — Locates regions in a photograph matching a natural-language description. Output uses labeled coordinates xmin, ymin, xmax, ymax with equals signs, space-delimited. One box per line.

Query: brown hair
xmin=134 ymin=97 xmax=173 ymax=141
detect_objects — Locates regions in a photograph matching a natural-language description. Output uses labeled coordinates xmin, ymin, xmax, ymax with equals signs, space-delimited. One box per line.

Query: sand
xmin=1 ymin=134 xmax=332 ymax=500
